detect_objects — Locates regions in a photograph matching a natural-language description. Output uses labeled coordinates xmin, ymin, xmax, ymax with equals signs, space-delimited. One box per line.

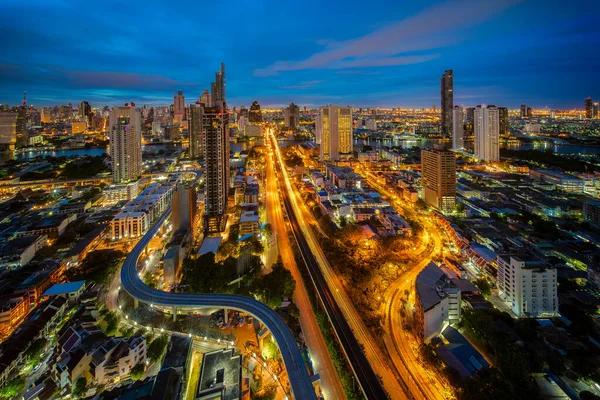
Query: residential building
xmin=585 ymin=97 xmax=593 ymax=119
xmin=520 ymin=104 xmax=527 ymax=118
xmin=91 ymin=336 xmax=147 ymax=385
xmin=440 ymin=70 xmax=453 ymax=136
xmin=200 ymin=89 xmax=212 ymax=107
xmin=415 ymin=262 xmax=461 ymax=343
xmin=317 ymin=105 xmax=353 ymax=161
xmin=248 ymin=101 xmax=262 ymax=124
xmin=109 ymin=105 xmax=142 ymax=183
xmin=196 ymin=349 xmax=243 ymax=400
xmin=189 ymin=102 xmax=204 ymax=159
xmin=497 ymin=254 xmax=558 ymax=317
xmin=171 ymin=183 xmax=198 ymax=232
xmin=584 ymin=201 xmax=600 ymax=226
xmin=474 ymin=105 xmax=500 ymax=162
xmin=421 ymin=149 xmax=456 ymax=213
xmin=284 ymin=102 xmax=300 ymax=130
xmin=452 ymin=105 xmax=464 ymax=150
xmin=16 ymin=106 xmax=27 ymax=147
xmin=498 ymin=106 xmax=508 ymax=135
xmin=71 ymin=121 xmax=86 ymax=134
xmin=203 ymin=102 xmax=229 ymax=233
xmin=173 ymin=90 xmax=185 ymax=124
xmin=0 ymin=112 xmax=17 ymax=151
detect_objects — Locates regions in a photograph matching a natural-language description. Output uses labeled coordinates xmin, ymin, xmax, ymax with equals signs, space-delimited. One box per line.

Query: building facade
xmin=452 ymin=105 xmax=464 ymax=150
xmin=474 ymin=105 xmax=500 ymax=162
xmin=497 ymin=254 xmax=558 ymax=317
xmin=188 ymin=103 xmax=204 ymax=159
xmin=440 ymin=70 xmax=453 ymax=136
xmin=317 ymin=105 xmax=353 ymax=161
xmin=284 ymin=102 xmax=300 ymax=130
xmin=0 ymin=112 xmax=17 ymax=151
xmin=421 ymin=149 xmax=456 ymax=213
xmin=171 ymin=183 xmax=198 ymax=232
xmin=109 ymin=106 xmax=142 ymax=183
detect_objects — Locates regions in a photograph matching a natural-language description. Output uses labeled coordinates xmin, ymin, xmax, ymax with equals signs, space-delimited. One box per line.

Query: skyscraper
xmin=174 ymin=90 xmax=185 ymax=123
xmin=452 ymin=106 xmax=464 ymax=150
xmin=440 ymin=70 xmax=453 ymax=136
xmin=520 ymin=104 xmax=527 ymax=118
xmin=585 ymin=97 xmax=593 ymax=119
xmin=498 ymin=106 xmax=509 ymax=135
xmin=109 ymin=105 xmax=142 ymax=183
xmin=474 ymin=105 xmax=500 ymax=162
xmin=80 ymin=101 xmax=91 ymax=121
xmin=315 ymin=112 xmax=322 ymax=144
xmin=421 ymin=149 xmax=456 ymax=213
xmin=203 ymin=104 xmax=229 ymax=233
xmin=171 ymin=182 xmax=198 ymax=232
xmin=189 ymin=102 xmax=204 ymax=159
xmin=594 ymin=102 xmax=599 ymax=118
xmin=249 ymin=101 xmax=262 ymax=124
xmin=526 ymin=107 xmax=533 ymax=118
xmin=0 ymin=112 xmax=17 ymax=151
xmin=200 ymin=89 xmax=212 ymax=107
xmin=284 ymin=102 xmax=300 ymax=130
xmin=212 ymin=62 xmax=226 ymax=105
xmin=15 ymin=106 xmax=27 ymax=147
xmin=317 ymin=105 xmax=353 ymax=161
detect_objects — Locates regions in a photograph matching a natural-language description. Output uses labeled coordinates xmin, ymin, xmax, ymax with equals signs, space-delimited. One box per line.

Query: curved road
xmin=120 ymin=205 xmax=316 ymax=399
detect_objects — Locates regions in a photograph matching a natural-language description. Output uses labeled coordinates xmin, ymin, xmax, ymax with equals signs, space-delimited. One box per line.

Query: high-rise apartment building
xmin=452 ymin=106 xmax=464 ymax=150
xmin=249 ymin=101 xmax=262 ymax=124
xmin=497 ymin=254 xmax=558 ymax=317
xmin=474 ymin=105 xmax=500 ymax=162
xmin=80 ymin=101 xmax=91 ymax=121
xmin=200 ymin=89 xmax=212 ymax=107
xmin=585 ymin=97 xmax=593 ymax=118
xmin=421 ymin=149 xmax=456 ymax=213
xmin=15 ymin=106 xmax=27 ymax=147
xmin=109 ymin=105 xmax=142 ymax=183
xmin=0 ymin=112 xmax=17 ymax=151
xmin=171 ymin=183 xmax=198 ymax=232
xmin=203 ymin=104 xmax=229 ymax=233
xmin=317 ymin=105 xmax=353 ymax=161
xmin=315 ymin=113 xmax=322 ymax=144
xmin=440 ymin=70 xmax=453 ymax=136
xmin=174 ymin=90 xmax=185 ymax=122
xmin=520 ymin=104 xmax=527 ymax=118
xmin=188 ymin=102 xmax=204 ymax=159
xmin=464 ymin=107 xmax=475 ymax=136
xmin=498 ymin=106 xmax=509 ymax=135
xmin=594 ymin=102 xmax=599 ymax=118
xmin=284 ymin=102 xmax=300 ymax=130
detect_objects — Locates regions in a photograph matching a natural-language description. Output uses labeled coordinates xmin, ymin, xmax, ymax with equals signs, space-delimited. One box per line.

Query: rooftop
xmin=43 ymin=281 xmax=86 ymax=297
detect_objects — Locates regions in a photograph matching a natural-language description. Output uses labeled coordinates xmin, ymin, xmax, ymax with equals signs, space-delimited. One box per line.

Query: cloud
xmin=280 ymin=80 xmax=325 ymax=90
xmin=64 ymin=70 xmax=194 ymax=90
xmin=254 ymin=0 xmax=521 ymax=76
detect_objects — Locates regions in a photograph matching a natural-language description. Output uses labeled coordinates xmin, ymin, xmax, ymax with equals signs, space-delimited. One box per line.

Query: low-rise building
xmin=0 ymin=235 xmax=47 ymax=270
xmin=497 ymin=254 xmax=558 ymax=317
xmin=415 ymin=262 xmax=461 ymax=343
xmin=529 ymin=169 xmax=584 ymax=193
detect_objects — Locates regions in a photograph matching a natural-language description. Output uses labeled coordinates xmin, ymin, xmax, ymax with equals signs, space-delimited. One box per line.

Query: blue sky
xmin=0 ymin=0 xmax=599 ymax=109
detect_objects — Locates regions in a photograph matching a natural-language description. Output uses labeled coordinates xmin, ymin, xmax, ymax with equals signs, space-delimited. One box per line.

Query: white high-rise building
xmin=315 ymin=113 xmax=322 ymax=144
xmin=109 ymin=106 xmax=142 ymax=183
xmin=474 ymin=105 xmax=499 ymax=162
xmin=452 ymin=106 xmax=464 ymax=150
xmin=497 ymin=254 xmax=558 ymax=317
xmin=317 ymin=105 xmax=353 ymax=161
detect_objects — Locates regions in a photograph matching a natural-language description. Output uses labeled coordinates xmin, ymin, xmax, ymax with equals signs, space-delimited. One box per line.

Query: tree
xmin=130 ymin=363 xmax=145 ymax=380
xmin=256 ymin=263 xmax=296 ymax=308
xmin=72 ymin=377 xmax=87 ymax=399
xmin=147 ymin=335 xmax=169 ymax=361
xmin=143 ymin=271 xmax=157 ymax=288
xmin=262 ymin=340 xmax=281 ymax=360
xmin=473 ymin=278 xmax=491 ymax=297
xmin=25 ymin=338 xmax=47 ymax=367
xmin=0 ymin=377 xmax=25 ymax=399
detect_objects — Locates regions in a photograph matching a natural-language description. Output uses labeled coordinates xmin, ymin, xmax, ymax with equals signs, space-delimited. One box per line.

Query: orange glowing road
xmin=265 ymin=143 xmax=346 ymax=400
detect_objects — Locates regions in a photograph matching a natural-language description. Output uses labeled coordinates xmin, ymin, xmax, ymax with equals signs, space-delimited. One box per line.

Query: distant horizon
xmin=1 ymin=0 xmax=599 ymax=109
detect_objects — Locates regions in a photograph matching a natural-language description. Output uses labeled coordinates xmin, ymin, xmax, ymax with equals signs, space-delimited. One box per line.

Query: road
xmin=119 ymin=207 xmax=316 ymax=400
xmin=265 ymin=143 xmax=346 ymax=400
xmin=362 ymin=172 xmax=454 ymax=400
xmin=269 ymin=132 xmax=392 ymax=399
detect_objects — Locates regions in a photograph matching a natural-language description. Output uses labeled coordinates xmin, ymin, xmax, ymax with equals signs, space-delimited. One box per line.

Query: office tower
xmin=474 ymin=105 xmax=500 ymax=162
xmin=80 ymin=101 xmax=91 ymax=120
xmin=188 ymin=102 xmax=204 ymax=159
xmin=249 ymin=101 xmax=262 ymax=124
xmin=520 ymin=104 xmax=527 ymax=118
xmin=498 ymin=106 xmax=509 ymax=135
xmin=109 ymin=105 xmax=142 ymax=183
xmin=239 ymin=106 xmax=248 ymax=119
xmin=203 ymin=104 xmax=229 ymax=233
xmin=200 ymin=89 xmax=212 ymax=106
xmin=0 ymin=112 xmax=17 ymax=151
xmin=315 ymin=113 xmax=322 ymax=144
xmin=440 ymin=70 xmax=453 ymax=136
xmin=585 ymin=97 xmax=593 ymax=118
xmin=284 ymin=102 xmax=300 ymax=129
xmin=211 ymin=62 xmax=226 ymax=105
xmin=171 ymin=182 xmax=198 ymax=232
xmin=317 ymin=105 xmax=353 ymax=161
xmin=174 ymin=90 xmax=185 ymax=122
xmin=421 ymin=149 xmax=456 ymax=213
xmin=526 ymin=107 xmax=533 ymax=118
xmin=594 ymin=103 xmax=599 ymax=118
xmin=497 ymin=254 xmax=558 ymax=317
xmin=464 ymin=107 xmax=475 ymax=136
xmin=452 ymin=106 xmax=464 ymax=150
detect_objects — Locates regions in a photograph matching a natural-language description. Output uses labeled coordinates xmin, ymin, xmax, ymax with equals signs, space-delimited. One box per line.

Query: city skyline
xmin=1 ymin=0 xmax=599 ymax=108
